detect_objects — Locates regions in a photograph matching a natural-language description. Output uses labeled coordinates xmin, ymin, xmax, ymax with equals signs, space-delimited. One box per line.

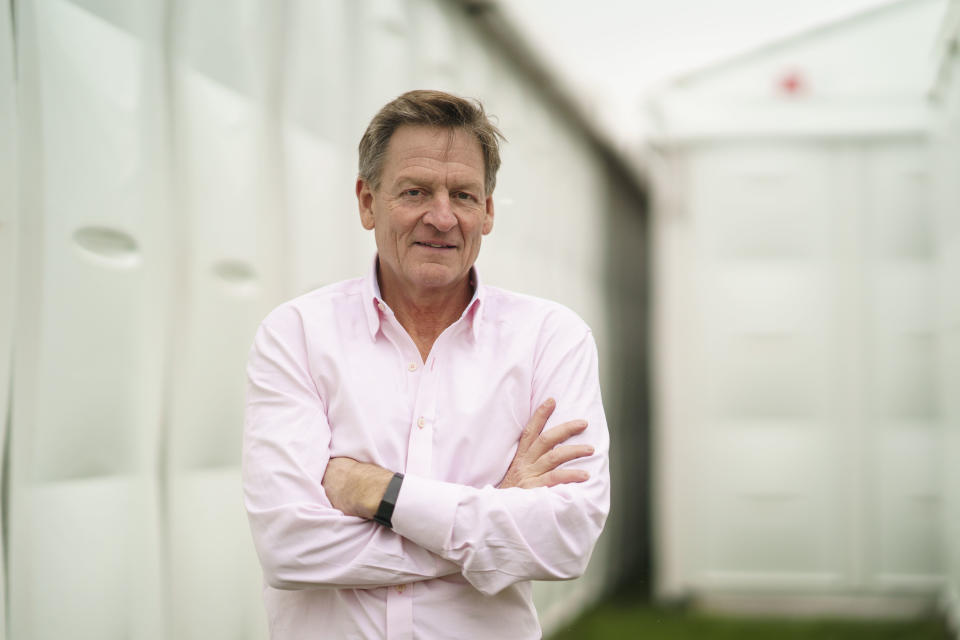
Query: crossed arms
xmin=323 ymin=399 xmax=593 ymax=518
xmin=242 ymin=309 xmax=610 ymax=596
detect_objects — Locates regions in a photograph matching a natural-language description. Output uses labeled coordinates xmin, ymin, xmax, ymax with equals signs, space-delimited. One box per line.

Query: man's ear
xmin=357 ymin=178 xmax=376 ymax=230
xmin=482 ymin=195 xmax=495 ymax=235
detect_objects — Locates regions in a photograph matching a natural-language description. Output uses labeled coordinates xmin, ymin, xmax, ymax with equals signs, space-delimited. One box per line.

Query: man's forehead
xmin=383 ymin=126 xmax=485 ymax=182
xmin=387 ymin=126 xmax=481 ymax=161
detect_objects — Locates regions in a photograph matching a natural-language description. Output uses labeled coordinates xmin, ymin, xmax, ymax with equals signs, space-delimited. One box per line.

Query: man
xmin=243 ymin=90 xmax=610 ymax=639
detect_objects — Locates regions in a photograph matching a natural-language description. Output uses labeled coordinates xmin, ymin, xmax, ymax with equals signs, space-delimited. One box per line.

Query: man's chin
xmin=408 ymin=263 xmax=468 ymax=291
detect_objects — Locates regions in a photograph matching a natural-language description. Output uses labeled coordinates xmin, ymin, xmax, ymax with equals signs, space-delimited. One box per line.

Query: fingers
xmin=543 ymin=467 xmax=590 ymax=487
xmin=501 ymin=401 xmax=595 ymax=491
xmin=529 ymin=419 xmax=588 ymax=460
xmin=532 ymin=443 xmax=594 ymax=476
xmin=522 ymin=467 xmax=590 ymax=489
xmin=517 ymin=398 xmax=556 ymax=453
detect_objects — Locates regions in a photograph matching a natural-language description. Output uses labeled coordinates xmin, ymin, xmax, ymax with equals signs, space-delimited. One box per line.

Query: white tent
xmin=648 ymin=0 xmax=959 ymax=626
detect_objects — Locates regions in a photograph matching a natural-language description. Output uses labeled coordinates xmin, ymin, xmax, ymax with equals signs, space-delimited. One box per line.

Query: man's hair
xmin=358 ymin=89 xmax=506 ymax=196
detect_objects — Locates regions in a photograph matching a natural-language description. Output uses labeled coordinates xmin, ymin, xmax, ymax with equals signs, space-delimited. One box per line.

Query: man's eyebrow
xmin=448 ymin=177 xmax=484 ymax=192
xmin=393 ymin=172 xmax=482 ymax=192
xmin=390 ymin=174 xmax=428 ymax=190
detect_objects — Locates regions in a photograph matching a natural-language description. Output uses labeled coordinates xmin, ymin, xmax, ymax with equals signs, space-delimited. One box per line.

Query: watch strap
xmin=373 ymin=472 xmax=404 ymax=528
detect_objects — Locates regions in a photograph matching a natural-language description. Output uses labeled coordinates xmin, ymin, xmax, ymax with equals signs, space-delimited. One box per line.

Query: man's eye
xmin=404 ymin=189 xmax=423 ymax=197
xmin=455 ymin=192 xmax=475 ymax=201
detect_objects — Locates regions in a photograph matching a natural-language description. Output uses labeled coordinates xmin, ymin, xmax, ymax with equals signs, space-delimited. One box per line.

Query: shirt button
xmin=377 ymin=302 xmax=385 ymax=312
xmin=407 ymin=362 xmax=418 ymax=372
xmin=417 ymin=416 xmax=426 ymax=429
xmin=396 ymin=584 xmax=405 ymax=593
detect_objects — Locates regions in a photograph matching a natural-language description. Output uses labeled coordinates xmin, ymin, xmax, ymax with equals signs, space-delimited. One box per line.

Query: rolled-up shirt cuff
xmin=390 ymin=473 xmax=462 ymax=554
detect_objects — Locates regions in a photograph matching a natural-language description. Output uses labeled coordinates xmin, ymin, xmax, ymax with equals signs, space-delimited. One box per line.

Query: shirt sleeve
xmin=242 ymin=314 xmax=461 ymax=590
xmin=389 ymin=311 xmax=611 ymax=597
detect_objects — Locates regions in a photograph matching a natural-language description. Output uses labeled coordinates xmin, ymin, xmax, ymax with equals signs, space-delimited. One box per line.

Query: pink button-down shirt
xmin=243 ymin=262 xmax=610 ymax=639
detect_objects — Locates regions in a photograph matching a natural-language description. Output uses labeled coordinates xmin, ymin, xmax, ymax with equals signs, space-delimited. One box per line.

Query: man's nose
xmin=423 ymin=193 xmax=457 ymax=232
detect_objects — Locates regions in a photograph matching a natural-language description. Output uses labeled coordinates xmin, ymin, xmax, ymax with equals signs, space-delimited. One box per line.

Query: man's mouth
xmin=415 ymin=241 xmax=456 ymax=249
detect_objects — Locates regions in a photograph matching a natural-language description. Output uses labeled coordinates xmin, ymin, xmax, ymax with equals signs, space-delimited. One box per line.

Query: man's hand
xmin=322 ymin=457 xmax=394 ymax=519
xmin=498 ymin=398 xmax=593 ymax=489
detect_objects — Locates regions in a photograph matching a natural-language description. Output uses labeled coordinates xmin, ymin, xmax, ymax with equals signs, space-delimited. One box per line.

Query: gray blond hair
xmin=358 ymin=90 xmax=505 ymax=195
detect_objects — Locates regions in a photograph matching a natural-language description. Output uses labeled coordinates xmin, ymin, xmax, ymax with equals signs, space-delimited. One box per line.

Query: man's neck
xmin=378 ymin=271 xmax=473 ymax=362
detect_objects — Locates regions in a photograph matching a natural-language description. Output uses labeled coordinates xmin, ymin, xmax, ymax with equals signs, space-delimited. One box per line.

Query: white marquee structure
xmin=649 ymin=1 xmax=959 ymax=634
xmin=0 ymin=1 xmax=648 ymax=637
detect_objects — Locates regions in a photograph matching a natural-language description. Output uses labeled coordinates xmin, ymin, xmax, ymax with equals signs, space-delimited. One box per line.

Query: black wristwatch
xmin=373 ymin=472 xmax=404 ymax=528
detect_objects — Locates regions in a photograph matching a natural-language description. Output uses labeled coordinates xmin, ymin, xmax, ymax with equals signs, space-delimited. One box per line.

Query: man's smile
xmin=413 ymin=241 xmax=457 ymax=249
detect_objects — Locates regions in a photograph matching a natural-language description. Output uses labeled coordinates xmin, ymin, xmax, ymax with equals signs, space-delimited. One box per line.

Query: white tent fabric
xmin=647 ymin=0 xmax=959 ymax=629
xmin=931 ymin=1 xmax=960 ymax=631
xmin=0 ymin=2 xmax=17 ymax=634
xmin=2 ymin=1 xmax=627 ymax=638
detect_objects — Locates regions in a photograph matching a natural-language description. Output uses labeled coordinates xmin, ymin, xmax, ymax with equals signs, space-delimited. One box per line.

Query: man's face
xmin=356 ymin=125 xmax=494 ymax=301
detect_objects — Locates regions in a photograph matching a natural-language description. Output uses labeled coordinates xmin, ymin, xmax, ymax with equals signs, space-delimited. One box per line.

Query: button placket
xmin=423 ymin=356 xmax=440 ymax=437
xmin=405 ymin=351 xmax=440 ymax=477
xmin=385 ymin=584 xmax=413 ymax=640
xmin=379 ymin=312 xmax=425 ymax=399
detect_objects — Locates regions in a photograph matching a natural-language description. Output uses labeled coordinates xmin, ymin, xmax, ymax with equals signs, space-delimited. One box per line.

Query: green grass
xmin=549 ymin=601 xmax=953 ymax=640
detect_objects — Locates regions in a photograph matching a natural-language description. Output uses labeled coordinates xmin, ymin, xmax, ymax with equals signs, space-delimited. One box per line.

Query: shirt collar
xmin=362 ymin=254 xmax=485 ymax=342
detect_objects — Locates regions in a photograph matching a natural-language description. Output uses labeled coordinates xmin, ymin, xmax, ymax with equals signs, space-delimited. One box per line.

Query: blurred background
xmin=0 ymin=0 xmax=958 ymax=638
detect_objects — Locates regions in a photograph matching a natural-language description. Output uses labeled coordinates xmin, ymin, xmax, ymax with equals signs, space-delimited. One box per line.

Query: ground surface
xmin=549 ymin=600 xmax=953 ymax=640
